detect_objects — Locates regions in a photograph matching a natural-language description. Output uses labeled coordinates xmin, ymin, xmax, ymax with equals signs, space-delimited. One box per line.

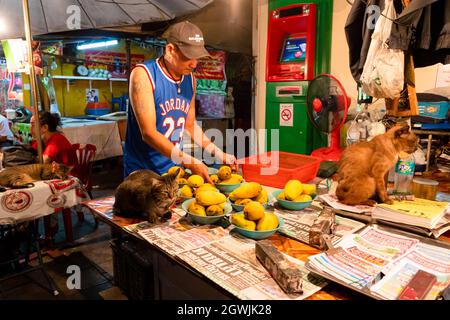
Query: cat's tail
xmin=0 ymin=183 xmax=35 ymax=192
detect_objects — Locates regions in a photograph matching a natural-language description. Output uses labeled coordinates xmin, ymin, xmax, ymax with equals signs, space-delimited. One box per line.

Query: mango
xmin=284 ymin=180 xmax=303 ymax=200
xmin=228 ymin=191 xmax=239 ymax=202
xmin=196 ymin=190 xmax=227 ymax=206
xmin=219 ymin=175 xmax=242 ymax=185
xmin=253 ymin=189 xmax=268 ymax=204
xmin=302 ymin=184 xmax=316 ymax=195
xmin=210 ymin=174 xmax=219 ymax=183
xmin=231 ymin=213 xmax=256 ymax=231
xmin=217 ymin=202 xmax=226 ymax=210
xmin=206 ymin=205 xmax=224 ymax=216
xmin=235 ymin=198 xmax=252 ymax=206
xmin=243 ymin=201 xmax=265 ymax=221
xmin=188 ymin=201 xmax=206 ymax=216
xmin=196 ymin=184 xmax=218 ymax=194
xmin=256 ymin=212 xmax=279 ymax=231
xmin=177 ymin=178 xmax=188 ymax=185
xmin=232 ymin=182 xmax=262 ymax=199
xmin=180 ymin=185 xmax=194 ymax=198
xmin=293 ymin=194 xmax=313 ymax=202
xmin=231 ymin=173 xmax=244 ymax=183
xmin=218 ymin=165 xmax=232 ymax=180
xmin=168 ymin=166 xmax=184 ymax=178
xmin=187 ymin=175 xmax=204 ymax=188
xmin=277 ymin=191 xmax=286 ymax=200
xmin=162 ymin=173 xmax=168 ymax=176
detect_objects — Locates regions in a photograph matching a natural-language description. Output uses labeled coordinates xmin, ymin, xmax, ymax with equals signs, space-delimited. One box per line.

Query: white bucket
xmin=4 ymin=109 xmax=16 ymax=120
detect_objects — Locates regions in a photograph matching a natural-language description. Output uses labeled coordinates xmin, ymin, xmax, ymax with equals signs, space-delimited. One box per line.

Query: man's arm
xmin=130 ymin=67 xmax=211 ymax=180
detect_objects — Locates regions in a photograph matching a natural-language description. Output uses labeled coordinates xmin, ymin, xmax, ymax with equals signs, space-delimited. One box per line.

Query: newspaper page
xmin=319 ymin=194 xmax=375 ymax=214
xmin=307 ymin=226 xmax=420 ymax=289
xmin=370 ymin=243 xmax=450 ymax=299
xmin=276 ymin=208 xmax=366 ymax=245
xmin=176 ymin=235 xmax=328 ymax=300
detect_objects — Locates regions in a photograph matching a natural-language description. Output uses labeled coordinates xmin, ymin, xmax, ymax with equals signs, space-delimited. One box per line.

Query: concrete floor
xmin=0 ymin=159 xmax=126 ymax=300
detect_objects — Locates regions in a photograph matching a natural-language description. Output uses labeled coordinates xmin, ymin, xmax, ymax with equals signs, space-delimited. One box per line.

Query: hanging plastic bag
xmin=360 ymin=0 xmax=404 ymax=99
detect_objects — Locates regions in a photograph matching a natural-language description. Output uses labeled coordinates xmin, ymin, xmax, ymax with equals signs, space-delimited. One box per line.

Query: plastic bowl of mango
xmin=230 ymin=212 xmax=283 ymax=240
xmin=272 ymin=189 xmax=316 ymax=210
xmin=228 ymin=193 xmax=274 ymax=212
xmin=182 ymin=198 xmax=232 ymax=225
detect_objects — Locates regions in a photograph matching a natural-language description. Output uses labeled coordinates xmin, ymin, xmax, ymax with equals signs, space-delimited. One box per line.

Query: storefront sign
xmin=194 ymin=50 xmax=226 ymax=80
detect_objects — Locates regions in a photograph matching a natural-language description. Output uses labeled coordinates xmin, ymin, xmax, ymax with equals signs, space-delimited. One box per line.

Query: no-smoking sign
xmin=279 ymin=104 xmax=293 ymax=127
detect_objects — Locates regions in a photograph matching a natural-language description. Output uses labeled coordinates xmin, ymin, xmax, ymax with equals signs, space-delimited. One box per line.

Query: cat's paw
xmin=382 ymin=198 xmax=394 ymax=205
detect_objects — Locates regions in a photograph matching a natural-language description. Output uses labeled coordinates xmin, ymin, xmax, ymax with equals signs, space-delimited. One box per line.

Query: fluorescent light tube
xmin=77 ymin=40 xmax=118 ymax=50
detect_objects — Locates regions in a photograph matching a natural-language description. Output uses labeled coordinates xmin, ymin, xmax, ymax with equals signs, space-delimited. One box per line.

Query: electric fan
xmin=306 ymin=74 xmax=350 ymax=162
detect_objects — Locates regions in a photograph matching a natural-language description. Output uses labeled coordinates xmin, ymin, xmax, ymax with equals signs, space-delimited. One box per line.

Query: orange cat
xmin=336 ymin=124 xmax=418 ymax=206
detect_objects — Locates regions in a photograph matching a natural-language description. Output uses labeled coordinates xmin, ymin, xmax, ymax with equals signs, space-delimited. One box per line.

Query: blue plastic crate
xmin=418 ymin=101 xmax=449 ymax=120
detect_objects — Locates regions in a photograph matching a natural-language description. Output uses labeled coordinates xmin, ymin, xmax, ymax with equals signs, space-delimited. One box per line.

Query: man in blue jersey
xmin=124 ymin=21 xmax=237 ymax=181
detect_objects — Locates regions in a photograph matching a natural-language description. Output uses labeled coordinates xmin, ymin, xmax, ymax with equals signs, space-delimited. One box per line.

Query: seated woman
xmin=30 ymin=111 xmax=77 ymax=167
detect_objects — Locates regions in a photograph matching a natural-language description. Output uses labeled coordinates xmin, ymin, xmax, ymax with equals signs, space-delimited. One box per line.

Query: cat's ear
xmin=51 ymin=161 xmax=58 ymax=173
xmin=164 ymin=167 xmax=180 ymax=183
xmin=389 ymin=123 xmax=410 ymax=138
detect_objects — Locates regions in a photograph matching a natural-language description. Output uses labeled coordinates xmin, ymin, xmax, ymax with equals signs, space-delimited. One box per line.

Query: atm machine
xmin=265 ymin=1 xmax=333 ymax=154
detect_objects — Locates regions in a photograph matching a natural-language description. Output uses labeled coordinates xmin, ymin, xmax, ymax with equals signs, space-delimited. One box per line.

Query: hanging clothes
xmin=388 ymin=0 xmax=450 ymax=67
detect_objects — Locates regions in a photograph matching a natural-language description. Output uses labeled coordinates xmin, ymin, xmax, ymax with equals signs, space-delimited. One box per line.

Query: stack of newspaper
xmin=373 ymin=198 xmax=450 ymax=233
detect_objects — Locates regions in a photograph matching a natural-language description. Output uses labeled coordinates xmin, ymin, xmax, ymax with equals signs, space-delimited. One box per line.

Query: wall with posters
xmin=22 ymin=39 xmax=156 ymax=116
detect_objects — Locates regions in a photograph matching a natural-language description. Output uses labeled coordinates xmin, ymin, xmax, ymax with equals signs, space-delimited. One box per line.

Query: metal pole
xmin=22 ymin=0 xmax=43 ymax=163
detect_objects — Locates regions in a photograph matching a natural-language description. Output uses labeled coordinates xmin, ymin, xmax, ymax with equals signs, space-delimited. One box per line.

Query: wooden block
xmin=309 ymin=207 xmax=336 ymax=250
xmin=255 ymin=240 xmax=303 ymax=294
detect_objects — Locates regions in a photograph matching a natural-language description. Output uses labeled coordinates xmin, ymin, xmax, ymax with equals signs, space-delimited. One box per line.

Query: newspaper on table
xmin=370 ymin=242 xmax=450 ymax=300
xmin=307 ymin=226 xmax=419 ymax=289
xmin=276 ymin=205 xmax=366 ymax=246
xmin=176 ymin=235 xmax=328 ymax=300
xmin=319 ymin=194 xmax=375 ymax=214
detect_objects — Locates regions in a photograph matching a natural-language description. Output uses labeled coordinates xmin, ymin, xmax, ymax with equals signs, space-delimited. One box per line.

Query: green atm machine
xmin=265 ymin=0 xmax=332 ymax=154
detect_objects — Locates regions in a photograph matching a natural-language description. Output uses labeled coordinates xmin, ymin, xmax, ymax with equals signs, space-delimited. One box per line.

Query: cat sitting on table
xmin=336 ymin=123 xmax=418 ymax=206
xmin=113 ymin=168 xmax=180 ymax=223
xmin=0 ymin=162 xmax=73 ymax=191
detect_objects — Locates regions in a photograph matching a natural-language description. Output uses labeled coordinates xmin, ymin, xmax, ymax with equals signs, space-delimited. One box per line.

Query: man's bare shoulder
xmin=130 ymin=67 xmax=151 ymax=91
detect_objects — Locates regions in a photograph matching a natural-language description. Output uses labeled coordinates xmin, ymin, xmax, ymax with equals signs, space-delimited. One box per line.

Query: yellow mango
xmin=188 ymin=201 xmax=206 ymax=216
xmin=243 ymin=201 xmax=265 ymax=221
xmin=302 ymin=184 xmax=316 ymax=195
xmin=235 ymin=198 xmax=252 ymax=206
xmin=232 ymin=182 xmax=262 ymax=199
xmin=253 ymin=189 xmax=268 ymax=204
xmin=206 ymin=205 xmax=224 ymax=216
xmin=162 ymin=173 xmax=168 ymax=176
xmin=231 ymin=213 xmax=256 ymax=231
xmin=168 ymin=166 xmax=184 ymax=178
xmin=195 ymin=190 xmax=227 ymax=206
xmin=284 ymin=180 xmax=303 ymax=200
xmin=218 ymin=165 xmax=232 ymax=180
xmin=293 ymin=194 xmax=312 ymax=202
xmin=277 ymin=191 xmax=286 ymax=200
xmin=228 ymin=191 xmax=238 ymax=202
xmin=256 ymin=212 xmax=279 ymax=231
xmin=219 ymin=175 xmax=242 ymax=185
xmin=210 ymin=174 xmax=219 ymax=183
xmin=177 ymin=178 xmax=188 ymax=185
xmin=196 ymin=184 xmax=218 ymax=193
xmin=187 ymin=175 xmax=204 ymax=188
xmin=217 ymin=202 xmax=226 ymax=210
xmin=231 ymin=173 xmax=244 ymax=183
xmin=180 ymin=185 xmax=194 ymax=198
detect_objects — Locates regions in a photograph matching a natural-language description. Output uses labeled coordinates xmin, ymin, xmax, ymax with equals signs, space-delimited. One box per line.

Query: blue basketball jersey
xmin=124 ymin=58 xmax=194 ymax=176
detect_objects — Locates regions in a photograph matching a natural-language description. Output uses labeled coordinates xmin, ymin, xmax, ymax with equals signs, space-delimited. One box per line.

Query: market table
xmin=82 ymin=196 xmax=378 ymax=300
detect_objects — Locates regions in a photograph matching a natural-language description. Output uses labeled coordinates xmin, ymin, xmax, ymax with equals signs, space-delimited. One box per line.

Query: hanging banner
xmin=194 ymin=50 xmax=226 ymax=80
xmin=1 ymin=39 xmax=42 ymax=75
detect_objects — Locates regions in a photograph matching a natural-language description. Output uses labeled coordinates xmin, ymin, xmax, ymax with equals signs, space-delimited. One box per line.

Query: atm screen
xmin=280 ymin=35 xmax=307 ymax=63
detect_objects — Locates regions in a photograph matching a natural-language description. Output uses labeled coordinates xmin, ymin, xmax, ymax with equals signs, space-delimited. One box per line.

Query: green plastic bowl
xmin=214 ymin=181 xmax=243 ymax=194
xmin=228 ymin=193 xmax=274 ymax=212
xmin=181 ymin=198 xmax=232 ymax=225
xmin=272 ymin=189 xmax=316 ymax=210
xmin=230 ymin=213 xmax=284 ymax=240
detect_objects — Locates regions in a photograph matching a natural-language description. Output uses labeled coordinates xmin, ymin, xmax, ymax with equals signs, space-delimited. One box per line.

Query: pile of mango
xmin=228 ymin=182 xmax=268 ymax=206
xmin=211 ymin=165 xmax=244 ymax=185
xmin=187 ymin=189 xmax=227 ymax=217
xmin=231 ymin=201 xmax=278 ymax=231
xmin=277 ymin=179 xmax=316 ymax=202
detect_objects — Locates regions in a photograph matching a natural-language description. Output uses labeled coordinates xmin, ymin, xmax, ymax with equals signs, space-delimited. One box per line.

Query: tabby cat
xmin=0 ymin=162 xmax=73 ymax=191
xmin=113 ymin=168 xmax=180 ymax=223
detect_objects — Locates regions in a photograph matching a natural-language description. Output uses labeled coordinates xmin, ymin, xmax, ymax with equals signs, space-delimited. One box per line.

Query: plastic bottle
xmin=394 ymin=153 xmax=415 ymax=194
